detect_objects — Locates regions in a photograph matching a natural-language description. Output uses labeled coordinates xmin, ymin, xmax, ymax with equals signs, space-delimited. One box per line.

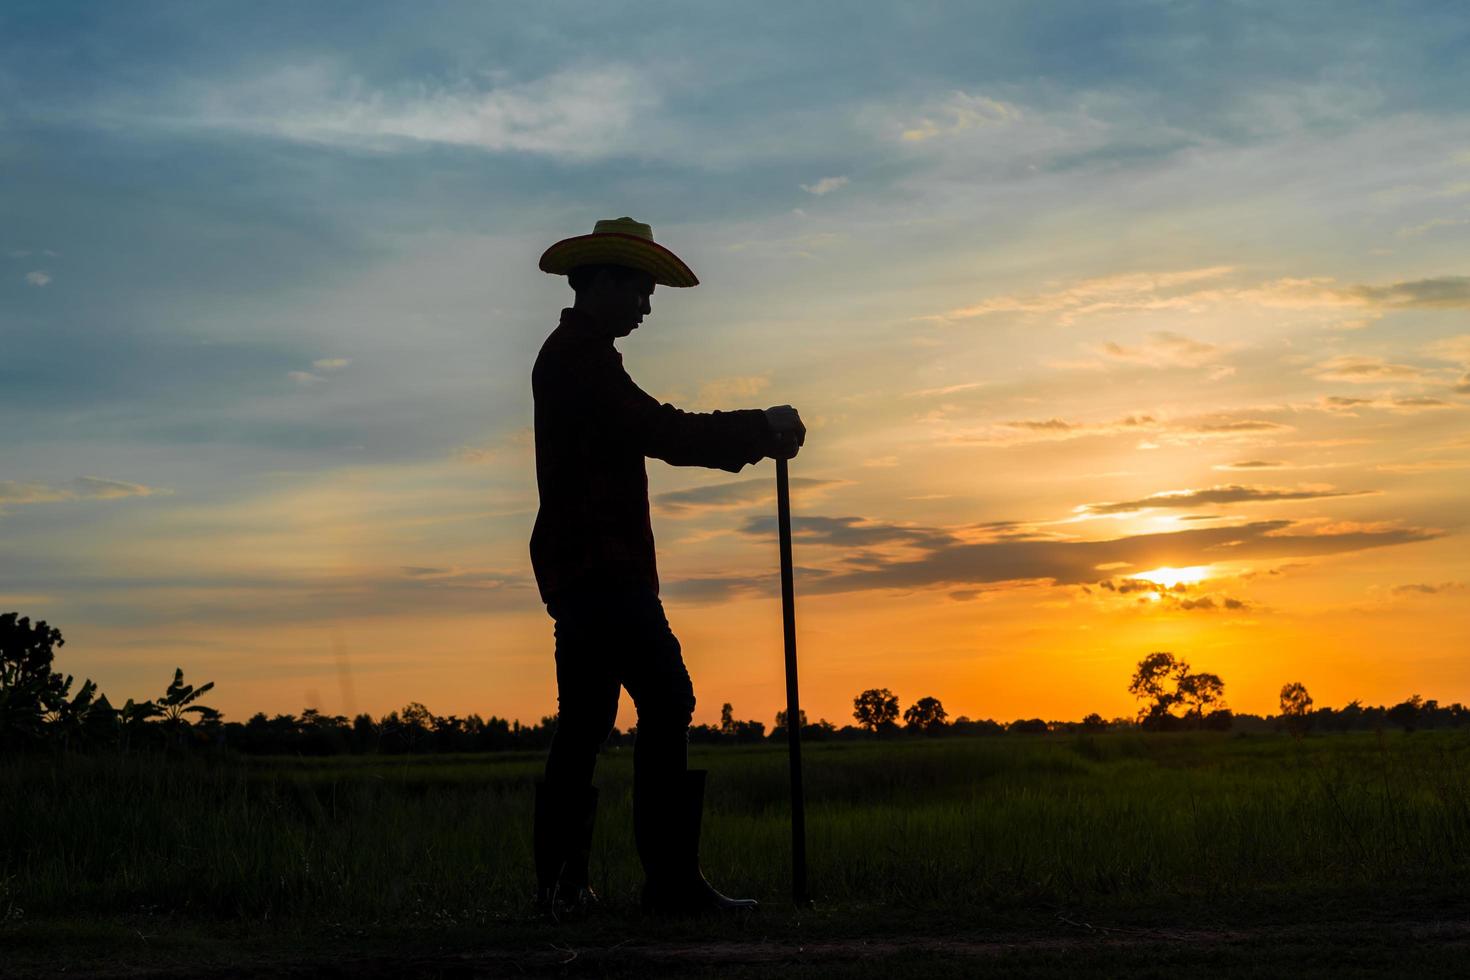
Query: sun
xmin=1132 ymin=565 xmax=1213 ymax=588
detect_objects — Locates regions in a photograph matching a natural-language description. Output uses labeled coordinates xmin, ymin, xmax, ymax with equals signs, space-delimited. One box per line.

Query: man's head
xmin=569 ymin=263 xmax=655 ymax=338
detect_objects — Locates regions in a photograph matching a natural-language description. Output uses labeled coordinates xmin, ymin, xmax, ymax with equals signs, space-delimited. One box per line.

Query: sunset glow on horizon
xmin=2 ymin=3 xmax=1467 ymax=731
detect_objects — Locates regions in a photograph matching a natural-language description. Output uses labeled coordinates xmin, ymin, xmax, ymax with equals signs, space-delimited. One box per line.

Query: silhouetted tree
xmin=156 ymin=667 xmax=220 ymax=745
xmin=903 ymin=696 xmax=948 ymax=733
xmin=1 ymin=613 xmax=78 ymax=748
xmin=853 ymin=688 xmax=900 ymax=732
xmin=1328 ymin=698 xmax=1365 ymax=732
xmin=1280 ymin=682 xmax=1313 ymax=737
xmin=1388 ymin=694 xmax=1424 ymax=733
xmin=395 ymin=701 xmax=436 ymax=751
xmin=1080 ymin=712 xmax=1109 ymax=732
xmin=1128 ymin=651 xmax=1188 ymax=722
xmin=706 ymin=703 xmax=764 ymax=743
xmin=802 ymin=718 xmax=837 ymax=741
xmin=951 ymin=716 xmax=1005 ymax=736
xmin=42 ymin=676 xmax=100 ymax=749
xmin=1177 ymin=671 xmax=1226 ymax=721
xmin=1202 ymin=708 xmax=1234 ymax=731
xmin=81 ymin=693 xmax=121 ymax=746
xmin=1129 ymin=652 xmax=1229 ymax=729
xmin=774 ymin=708 xmax=808 ymax=730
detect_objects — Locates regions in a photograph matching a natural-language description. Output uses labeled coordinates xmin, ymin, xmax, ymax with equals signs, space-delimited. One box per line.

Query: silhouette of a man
xmin=530 ymin=217 xmax=804 ymax=917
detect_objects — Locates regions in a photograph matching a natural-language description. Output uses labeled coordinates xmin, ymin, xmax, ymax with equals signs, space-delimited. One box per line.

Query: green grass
xmin=5 ymin=732 xmax=1470 ymax=976
xmin=6 ymin=731 xmax=1470 ymax=921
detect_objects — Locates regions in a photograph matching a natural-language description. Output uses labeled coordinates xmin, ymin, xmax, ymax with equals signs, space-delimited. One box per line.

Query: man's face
xmin=585 ymin=268 xmax=655 ymax=338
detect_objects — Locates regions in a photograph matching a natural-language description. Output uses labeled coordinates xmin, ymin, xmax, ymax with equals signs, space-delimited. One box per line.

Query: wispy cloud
xmin=157 ymin=63 xmax=660 ymax=160
xmin=1391 ymin=581 xmax=1467 ymax=596
xmin=1077 ymin=484 xmax=1374 ymax=516
xmin=1425 ymin=334 xmax=1470 ymax=365
xmin=904 ymin=382 xmax=987 ymax=398
xmin=286 ymin=357 xmax=350 ymax=385
xmin=1309 ymin=355 xmax=1426 ymax=383
xmin=924 ymin=271 xmax=1470 ymax=325
xmin=0 ymin=477 xmax=167 ymax=505
xmin=1095 ymin=331 xmax=1222 ymax=368
xmin=800 ymin=175 xmax=849 ymax=195
xmin=654 ymin=476 xmax=845 ymax=517
xmin=932 ymin=412 xmax=1294 ymax=448
xmin=1373 ymin=459 xmax=1470 ymax=473
xmin=899 ymin=90 xmax=1021 ymax=142
xmin=692 ymin=375 xmax=770 ymax=410
xmin=1215 ymin=460 xmax=1289 ymax=471
xmin=24 ymin=270 xmax=51 ymax=287
xmin=1319 ymin=393 xmax=1455 ymax=413
xmin=1397 ymin=215 xmax=1470 ymax=238
xmin=928 ymin=266 xmax=1233 ymax=325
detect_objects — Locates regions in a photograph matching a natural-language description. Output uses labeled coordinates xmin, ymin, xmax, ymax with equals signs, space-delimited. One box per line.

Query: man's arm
xmin=589 ymin=354 xmax=784 ymax=472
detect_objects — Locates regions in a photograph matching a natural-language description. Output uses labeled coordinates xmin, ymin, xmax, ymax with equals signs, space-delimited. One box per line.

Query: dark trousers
xmin=542 ymin=585 xmax=695 ymax=799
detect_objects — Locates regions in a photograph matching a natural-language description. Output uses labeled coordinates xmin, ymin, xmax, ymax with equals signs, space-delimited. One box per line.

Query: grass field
xmin=6 ymin=731 xmax=1470 ymax=977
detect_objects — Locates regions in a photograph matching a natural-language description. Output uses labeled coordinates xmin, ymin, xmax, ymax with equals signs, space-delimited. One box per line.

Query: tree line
xmin=4 ymin=612 xmax=1466 ymax=755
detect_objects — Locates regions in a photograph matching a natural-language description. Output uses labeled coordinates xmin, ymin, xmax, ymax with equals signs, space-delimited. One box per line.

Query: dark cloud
xmin=1347 ymin=276 xmax=1470 ymax=309
xmin=1099 ymin=577 xmax=1164 ymax=594
xmin=1187 ymin=419 xmax=1292 ymax=433
xmin=654 ymin=477 xmax=842 ymax=517
xmin=1391 ymin=581 xmax=1467 ymax=596
xmin=737 ymin=514 xmax=952 ymax=550
xmin=1095 ymin=575 xmax=1252 ymax=612
xmin=1311 ymin=356 xmax=1425 ymax=382
xmin=1081 ymin=484 xmax=1373 ymax=515
xmin=661 ymin=566 xmax=832 ymax=604
xmin=1004 ymin=418 xmax=1083 ymax=432
xmin=1217 ymin=460 xmax=1288 ymax=470
xmin=1170 ymin=594 xmax=1250 ymax=611
xmin=1323 ymin=394 xmax=1452 ymax=413
xmin=741 ymin=516 xmax=1440 ymax=596
xmin=0 ymin=557 xmax=534 ymax=628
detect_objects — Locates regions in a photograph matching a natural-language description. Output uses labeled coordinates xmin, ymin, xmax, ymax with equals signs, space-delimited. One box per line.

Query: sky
xmin=2 ymin=1 xmax=1468 ymax=729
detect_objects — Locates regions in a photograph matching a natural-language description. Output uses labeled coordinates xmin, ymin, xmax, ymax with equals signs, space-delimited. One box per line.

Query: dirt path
xmin=31 ymin=915 xmax=1470 ymax=979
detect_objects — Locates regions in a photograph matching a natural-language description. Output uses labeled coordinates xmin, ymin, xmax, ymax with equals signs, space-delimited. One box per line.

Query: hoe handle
xmin=776 ymin=456 xmax=810 ymax=906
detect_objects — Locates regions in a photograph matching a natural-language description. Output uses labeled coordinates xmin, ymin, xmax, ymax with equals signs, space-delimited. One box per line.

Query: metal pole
xmin=775 ymin=456 xmax=810 ymax=906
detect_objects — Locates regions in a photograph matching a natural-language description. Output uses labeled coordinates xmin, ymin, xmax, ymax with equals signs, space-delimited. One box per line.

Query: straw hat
xmin=538 ymin=216 xmax=699 ymax=288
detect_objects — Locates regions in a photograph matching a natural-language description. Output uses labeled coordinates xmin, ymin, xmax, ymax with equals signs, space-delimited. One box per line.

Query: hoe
xmin=775 ymin=456 xmax=811 ymax=907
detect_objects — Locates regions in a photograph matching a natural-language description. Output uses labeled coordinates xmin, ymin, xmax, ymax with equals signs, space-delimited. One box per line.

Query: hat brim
xmin=539 ymin=232 xmax=699 ymax=287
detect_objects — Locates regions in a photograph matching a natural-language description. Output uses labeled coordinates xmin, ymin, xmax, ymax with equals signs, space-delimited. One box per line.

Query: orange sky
xmin=4 ymin=4 xmax=1469 ymax=730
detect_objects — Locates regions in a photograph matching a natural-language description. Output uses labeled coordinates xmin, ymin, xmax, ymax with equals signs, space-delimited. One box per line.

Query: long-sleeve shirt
xmin=529 ymin=307 xmax=779 ymax=603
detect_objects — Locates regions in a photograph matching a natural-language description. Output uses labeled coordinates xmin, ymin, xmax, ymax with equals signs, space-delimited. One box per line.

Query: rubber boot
xmin=532 ymin=781 xmax=599 ymax=922
xmin=638 ymin=768 xmax=758 ymax=915
xmin=532 ymin=779 xmax=566 ymax=922
xmin=557 ymin=785 xmax=600 ymax=917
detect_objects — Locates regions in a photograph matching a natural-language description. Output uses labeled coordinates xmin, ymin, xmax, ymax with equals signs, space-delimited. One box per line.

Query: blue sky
xmin=3 ymin=1 xmax=1468 ymax=724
